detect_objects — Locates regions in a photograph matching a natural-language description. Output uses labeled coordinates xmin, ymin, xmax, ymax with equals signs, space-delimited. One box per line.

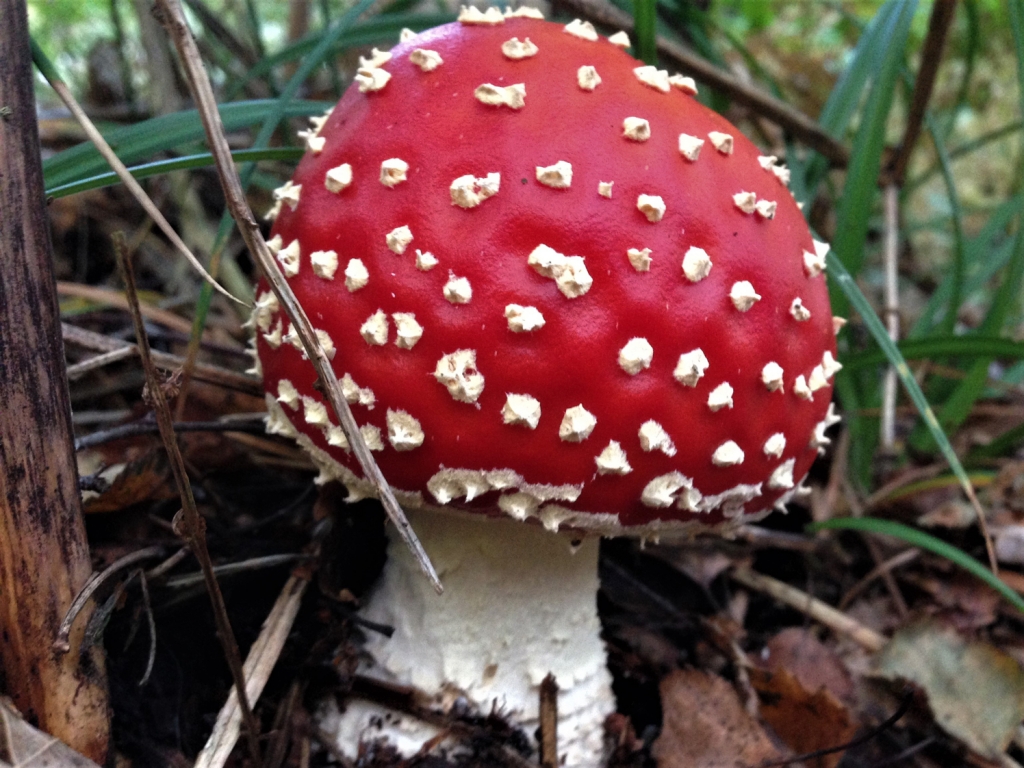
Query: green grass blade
xmin=225 ymin=13 xmax=455 ymax=99
xmin=926 ymin=113 xmax=967 ymax=336
xmin=909 ymin=195 xmax=1019 ymax=338
xmin=801 ymin=1 xmax=902 ymax=193
xmin=810 ymin=517 xmax=1024 ymax=614
xmin=45 ymin=147 xmax=304 ymax=199
xmin=827 ymin=251 xmax=977 ymax=504
xmin=908 ymin=121 xmax=1024 ymax=191
xmin=42 ymin=100 xmax=330 ymax=190
xmin=970 ymin=423 xmax=1024 ymax=460
xmin=918 ymin=2 xmax=1024 ymax=442
xmin=830 ymin=0 xmax=917 ymax=293
xmin=633 ymin=0 xmax=657 ymax=64
xmin=842 ymin=335 xmax=1024 ymax=370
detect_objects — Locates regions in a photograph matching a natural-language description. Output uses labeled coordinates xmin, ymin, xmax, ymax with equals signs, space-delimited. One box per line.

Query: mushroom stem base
xmin=323 ymin=506 xmax=615 ymax=766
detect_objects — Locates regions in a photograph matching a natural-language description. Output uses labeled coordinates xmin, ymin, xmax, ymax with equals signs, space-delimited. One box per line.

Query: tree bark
xmin=0 ymin=2 xmax=110 ymax=761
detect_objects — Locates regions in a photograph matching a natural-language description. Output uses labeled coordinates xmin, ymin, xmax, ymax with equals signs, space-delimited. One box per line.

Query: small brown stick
xmin=56 ymin=280 xmax=206 ymax=337
xmin=112 ymin=233 xmax=264 ymax=766
xmin=834 ymin=480 xmax=911 ymax=620
xmin=74 ymin=416 xmax=268 ymax=452
xmin=552 ymin=0 xmax=849 ymax=166
xmin=38 ymin=69 xmax=238 ymax=305
xmin=54 ymin=545 xmax=166 ymax=653
xmin=538 ymin=674 xmax=559 ymax=768
xmin=731 ymin=566 xmax=886 ymax=653
xmin=0 ymin=6 xmax=110 ymax=757
xmin=194 ymin=572 xmax=310 ymax=768
xmin=153 ymin=0 xmax=442 ymax=593
xmin=66 ymin=347 xmax=138 ymax=380
xmin=880 ymin=184 xmax=901 ymax=454
xmin=137 ymin=570 xmax=158 ymax=686
xmin=838 ymin=548 xmax=921 ymax=611
xmin=63 ymin=322 xmax=261 ymax=396
xmin=888 ymin=0 xmax=958 ymax=186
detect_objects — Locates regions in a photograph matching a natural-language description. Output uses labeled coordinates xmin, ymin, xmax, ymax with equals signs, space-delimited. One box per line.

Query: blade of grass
xmin=926 ymin=118 xmax=966 ymax=336
xmin=46 ymin=147 xmax=304 ymax=199
xmin=928 ymin=230 xmax=1024 ymax=434
xmin=32 ymin=38 xmax=242 ymax=306
xmin=826 ymin=251 xmax=994 ymax=570
xmin=43 ymin=100 xmax=330 ymax=189
xmin=830 ymin=0 xmax=917 ymax=297
xmin=917 ymin=2 xmax=1024 ymax=443
xmin=909 ymin=121 xmax=1023 ymax=191
xmin=810 ymin=517 xmax=1024 ymax=615
xmin=633 ymin=0 xmax=657 ymax=64
xmin=909 ymin=194 xmax=1019 ymax=338
xmin=842 ymin=335 xmax=1024 ymax=370
xmin=224 ymin=13 xmax=454 ymax=99
xmin=800 ymin=1 xmax=902 ymax=194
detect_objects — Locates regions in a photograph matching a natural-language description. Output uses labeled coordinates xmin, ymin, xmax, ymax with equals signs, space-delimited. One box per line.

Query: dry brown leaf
xmin=749 ymin=666 xmax=856 ymax=768
xmin=82 ymin=448 xmax=174 ymax=514
xmin=874 ymin=620 xmax=1024 ymax=760
xmin=761 ymin=628 xmax=855 ymax=704
xmin=0 ymin=699 xmax=103 ymax=768
xmin=652 ymin=669 xmax=783 ymax=768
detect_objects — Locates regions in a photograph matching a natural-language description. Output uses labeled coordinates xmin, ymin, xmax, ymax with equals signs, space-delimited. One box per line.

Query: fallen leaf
xmin=82 ymin=448 xmax=174 ymax=513
xmin=0 ymin=699 xmax=103 ymax=768
xmin=760 ymin=628 xmax=855 ymax=704
xmin=749 ymin=666 xmax=856 ymax=768
xmin=874 ymin=620 xmax=1024 ymax=759
xmin=652 ymin=669 xmax=783 ymax=768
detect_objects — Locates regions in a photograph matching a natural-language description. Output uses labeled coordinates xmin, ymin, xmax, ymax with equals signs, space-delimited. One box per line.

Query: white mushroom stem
xmin=322 ymin=506 xmax=615 ymax=766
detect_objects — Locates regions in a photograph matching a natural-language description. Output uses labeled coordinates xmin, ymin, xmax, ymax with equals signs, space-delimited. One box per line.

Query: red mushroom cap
xmin=254 ymin=11 xmax=841 ymax=535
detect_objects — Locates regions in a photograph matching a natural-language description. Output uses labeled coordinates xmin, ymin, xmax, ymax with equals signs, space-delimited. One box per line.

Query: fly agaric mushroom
xmin=253 ymin=10 xmax=842 ymax=766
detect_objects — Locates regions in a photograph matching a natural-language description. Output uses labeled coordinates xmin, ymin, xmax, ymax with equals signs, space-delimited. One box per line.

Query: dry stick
xmin=54 ymin=545 xmax=166 ymax=652
xmin=875 ymin=0 xmax=998 ymax=573
xmin=838 ymin=548 xmax=921 ymax=612
xmin=112 ymin=233 xmax=264 ymax=767
xmin=0 ymin=7 xmax=110 ymax=755
xmin=880 ymin=184 xmax=900 ymax=454
xmin=538 ymin=674 xmax=559 ymax=768
xmin=835 ymin=475 xmax=911 ymax=620
xmin=153 ymin=0 xmax=442 ymax=593
xmin=57 ymin=280 xmax=206 ymax=337
xmin=194 ymin=573 xmax=310 ymax=768
xmin=62 ymin=322 xmax=262 ymax=396
xmin=66 ymin=347 xmax=138 ymax=380
xmin=37 ymin=63 xmax=240 ymax=306
xmin=74 ymin=417 xmax=267 ymax=452
xmin=888 ymin=0 xmax=958 ymax=187
xmin=731 ymin=566 xmax=886 ymax=653
xmin=551 ymin=0 xmax=849 ymax=167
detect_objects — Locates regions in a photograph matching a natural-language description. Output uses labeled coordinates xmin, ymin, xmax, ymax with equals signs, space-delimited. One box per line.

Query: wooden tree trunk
xmin=0 ymin=1 xmax=110 ymax=761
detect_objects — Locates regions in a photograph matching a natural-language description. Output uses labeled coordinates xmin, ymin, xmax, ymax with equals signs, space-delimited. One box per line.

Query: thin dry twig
xmin=38 ymin=74 xmax=240 ymax=305
xmin=137 ymin=570 xmax=158 ymax=687
xmin=888 ymin=0 xmax=958 ymax=186
xmin=153 ymin=0 xmax=441 ymax=593
xmin=194 ymin=572 xmax=310 ymax=768
xmin=539 ymin=674 xmax=559 ymax=768
xmin=65 ymin=347 xmax=137 ymax=380
xmin=731 ymin=566 xmax=886 ymax=653
xmin=73 ymin=416 xmax=267 ymax=452
xmin=53 ymin=545 xmax=165 ymax=653
xmin=881 ymin=184 xmax=900 ymax=454
xmin=56 ymin=281 xmax=208 ymax=337
xmin=839 ymin=548 xmax=921 ymax=611
xmin=552 ymin=0 xmax=849 ymax=166
xmin=62 ymin=322 xmax=261 ymax=396
xmin=112 ymin=232 xmax=263 ymax=766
